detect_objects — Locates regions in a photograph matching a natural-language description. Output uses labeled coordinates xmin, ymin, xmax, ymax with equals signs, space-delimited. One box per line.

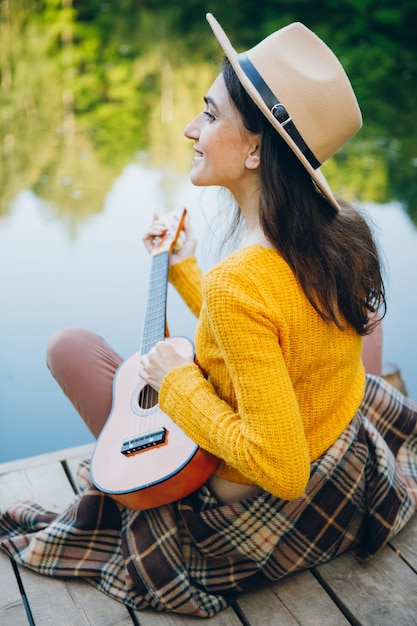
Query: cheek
xmin=219 ymin=137 xmax=250 ymax=169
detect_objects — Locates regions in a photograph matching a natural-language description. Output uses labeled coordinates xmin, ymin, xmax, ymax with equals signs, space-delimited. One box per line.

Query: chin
xmin=189 ymin=172 xmax=207 ymax=187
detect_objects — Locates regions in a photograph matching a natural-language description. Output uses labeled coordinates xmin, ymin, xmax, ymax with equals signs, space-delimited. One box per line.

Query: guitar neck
xmin=141 ymin=250 xmax=169 ymax=355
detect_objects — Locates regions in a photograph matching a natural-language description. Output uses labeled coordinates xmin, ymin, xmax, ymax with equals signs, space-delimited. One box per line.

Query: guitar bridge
xmin=121 ymin=427 xmax=167 ymax=456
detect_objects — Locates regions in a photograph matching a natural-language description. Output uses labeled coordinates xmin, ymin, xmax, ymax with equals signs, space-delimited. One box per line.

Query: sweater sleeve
xmin=168 ymin=257 xmax=203 ymax=318
xmin=159 ymin=265 xmax=311 ymax=500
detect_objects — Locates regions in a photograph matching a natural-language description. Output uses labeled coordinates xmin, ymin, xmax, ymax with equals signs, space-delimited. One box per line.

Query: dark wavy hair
xmin=222 ymin=59 xmax=386 ymax=335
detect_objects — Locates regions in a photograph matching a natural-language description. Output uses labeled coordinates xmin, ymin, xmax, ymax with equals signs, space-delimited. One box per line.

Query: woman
xmin=1 ymin=13 xmax=417 ymax=618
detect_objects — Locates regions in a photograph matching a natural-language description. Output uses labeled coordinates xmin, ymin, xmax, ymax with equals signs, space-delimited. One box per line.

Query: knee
xmin=46 ymin=327 xmax=93 ymax=375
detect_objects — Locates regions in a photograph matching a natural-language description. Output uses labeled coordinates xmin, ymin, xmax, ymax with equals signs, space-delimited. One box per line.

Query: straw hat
xmin=206 ymin=13 xmax=362 ymax=212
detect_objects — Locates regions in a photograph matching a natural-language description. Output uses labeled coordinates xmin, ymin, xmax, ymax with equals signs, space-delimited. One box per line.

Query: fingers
xmin=142 ymin=212 xmax=197 ymax=261
xmin=139 ymin=343 xmax=158 ymax=372
xmin=138 ymin=341 xmax=171 ymax=392
xmin=169 ymin=215 xmax=197 ymax=264
xmin=139 ymin=341 xmax=191 ymax=382
xmin=142 ymin=214 xmax=167 ymax=252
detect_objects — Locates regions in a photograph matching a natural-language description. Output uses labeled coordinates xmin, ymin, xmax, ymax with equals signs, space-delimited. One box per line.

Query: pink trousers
xmin=47 ymin=325 xmax=383 ymax=438
xmin=47 ymin=328 xmax=123 ymax=438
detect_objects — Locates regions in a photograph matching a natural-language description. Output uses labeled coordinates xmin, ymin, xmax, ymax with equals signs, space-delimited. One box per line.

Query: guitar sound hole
xmin=138 ymin=384 xmax=159 ymax=409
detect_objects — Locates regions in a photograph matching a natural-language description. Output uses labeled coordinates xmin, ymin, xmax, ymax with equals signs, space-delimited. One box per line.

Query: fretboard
xmin=141 ymin=251 xmax=169 ymax=355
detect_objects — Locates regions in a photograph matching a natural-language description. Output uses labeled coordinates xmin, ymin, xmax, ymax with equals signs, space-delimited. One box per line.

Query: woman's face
xmin=184 ymin=73 xmax=260 ymax=194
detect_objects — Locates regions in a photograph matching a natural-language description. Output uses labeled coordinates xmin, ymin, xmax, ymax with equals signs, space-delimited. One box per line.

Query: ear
xmin=245 ymin=141 xmax=261 ymax=170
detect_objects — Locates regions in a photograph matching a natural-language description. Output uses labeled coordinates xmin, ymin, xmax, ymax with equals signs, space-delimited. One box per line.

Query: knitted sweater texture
xmin=160 ymin=245 xmax=365 ymax=500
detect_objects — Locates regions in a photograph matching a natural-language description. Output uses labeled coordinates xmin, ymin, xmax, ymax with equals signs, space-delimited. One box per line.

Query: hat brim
xmin=206 ymin=13 xmax=339 ymax=212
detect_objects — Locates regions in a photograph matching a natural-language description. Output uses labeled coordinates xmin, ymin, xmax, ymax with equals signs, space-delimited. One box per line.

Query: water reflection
xmin=0 ymin=165 xmax=211 ymax=462
xmin=0 ymin=164 xmax=416 ymax=463
xmin=1 ymin=4 xmax=416 ymax=462
xmin=1 ymin=2 xmax=416 ymax=222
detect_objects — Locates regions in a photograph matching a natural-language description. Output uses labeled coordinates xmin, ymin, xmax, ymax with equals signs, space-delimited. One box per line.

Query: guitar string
xmin=135 ymin=223 xmax=174 ymax=449
xmin=140 ymin=252 xmax=168 ymax=441
xmin=122 ymin=212 xmax=183 ymax=454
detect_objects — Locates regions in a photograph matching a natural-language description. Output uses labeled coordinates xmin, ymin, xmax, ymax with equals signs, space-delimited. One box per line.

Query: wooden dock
xmin=1 ymin=443 xmax=417 ymax=626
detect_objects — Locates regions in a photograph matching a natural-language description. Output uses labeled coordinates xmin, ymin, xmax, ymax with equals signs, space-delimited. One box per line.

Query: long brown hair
xmin=223 ymin=59 xmax=386 ymax=335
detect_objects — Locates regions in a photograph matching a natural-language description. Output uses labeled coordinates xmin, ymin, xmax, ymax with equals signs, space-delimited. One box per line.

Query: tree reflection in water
xmin=1 ymin=1 xmax=416 ymax=223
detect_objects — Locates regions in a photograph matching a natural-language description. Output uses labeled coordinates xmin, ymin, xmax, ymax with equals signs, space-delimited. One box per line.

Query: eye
xmin=203 ymin=110 xmax=216 ymax=122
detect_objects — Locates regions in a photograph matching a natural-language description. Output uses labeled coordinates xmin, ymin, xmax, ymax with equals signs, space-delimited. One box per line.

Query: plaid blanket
xmin=1 ymin=375 xmax=417 ymax=618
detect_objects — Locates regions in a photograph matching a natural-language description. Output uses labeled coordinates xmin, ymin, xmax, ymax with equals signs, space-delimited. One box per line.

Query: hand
xmin=142 ymin=213 xmax=197 ymax=267
xmin=138 ymin=340 xmax=193 ymax=392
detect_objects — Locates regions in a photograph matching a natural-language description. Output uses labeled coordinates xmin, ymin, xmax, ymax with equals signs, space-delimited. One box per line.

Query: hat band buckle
xmin=270 ymin=103 xmax=292 ymax=127
xmin=237 ymin=53 xmax=321 ymax=170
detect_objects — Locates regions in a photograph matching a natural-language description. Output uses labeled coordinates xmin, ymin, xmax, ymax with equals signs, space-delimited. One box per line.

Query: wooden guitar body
xmin=91 ymin=337 xmax=218 ymax=509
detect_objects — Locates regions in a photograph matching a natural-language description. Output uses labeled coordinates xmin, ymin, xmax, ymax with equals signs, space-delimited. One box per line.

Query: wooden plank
xmin=0 ymin=461 xmax=76 ymax=512
xmin=0 ymin=460 xmax=77 ymax=626
xmin=135 ymin=605 xmax=242 ymax=625
xmin=18 ymin=568 xmax=134 ymax=626
xmin=0 ymin=459 xmax=135 ymax=626
xmin=390 ymin=511 xmax=417 ymax=571
xmin=65 ymin=452 xmax=93 ymax=492
xmin=62 ymin=580 xmax=135 ymax=626
xmin=0 ymin=552 xmax=29 ymax=625
xmin=315 ymin=544 xmax=417 ymax=625
xmin=233 ymin=586 xmax=300 ymax=625
xmin=234 ymin=569 xmax=349 ymax=626
xmin=0 ymin=443 xmax=94 ymax=476
xmin=269 ymin=569 xmax=350 ymax=625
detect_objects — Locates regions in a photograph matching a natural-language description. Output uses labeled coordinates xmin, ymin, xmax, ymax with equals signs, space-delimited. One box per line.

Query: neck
xmin=233 ymin=187 xmax=273 ymax=249
xmin=244 ymin=227 xmax=274 ymax=248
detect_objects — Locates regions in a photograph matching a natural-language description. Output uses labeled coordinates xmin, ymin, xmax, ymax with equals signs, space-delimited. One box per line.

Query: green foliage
xmin=1 ymin=0 xmax=416 ymax=223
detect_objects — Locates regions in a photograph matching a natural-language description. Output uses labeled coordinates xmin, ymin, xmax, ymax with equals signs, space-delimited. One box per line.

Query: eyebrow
xmin=204 ymin=96 xmax=219 ymax=112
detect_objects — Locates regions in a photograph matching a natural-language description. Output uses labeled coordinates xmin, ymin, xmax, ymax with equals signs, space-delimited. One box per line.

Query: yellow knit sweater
xmin=159 ymin=245 xmax=365 ymax=500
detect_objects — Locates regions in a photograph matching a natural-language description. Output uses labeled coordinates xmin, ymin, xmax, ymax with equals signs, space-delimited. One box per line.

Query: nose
xmin=183 ymin=113 xmax=201 ymax=140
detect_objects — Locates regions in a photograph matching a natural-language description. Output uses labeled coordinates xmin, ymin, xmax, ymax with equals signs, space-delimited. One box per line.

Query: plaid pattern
xmin=1 ymin=375 xmax=417 ymax=617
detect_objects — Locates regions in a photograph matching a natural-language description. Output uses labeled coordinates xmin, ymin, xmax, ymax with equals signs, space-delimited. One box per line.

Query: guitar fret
xmin=141 ymin=251 xmax=169 ymax=355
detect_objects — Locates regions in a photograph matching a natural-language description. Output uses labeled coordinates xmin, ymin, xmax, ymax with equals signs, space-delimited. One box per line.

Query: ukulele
xmin=91 ymin=208 xmax=219 ymax=509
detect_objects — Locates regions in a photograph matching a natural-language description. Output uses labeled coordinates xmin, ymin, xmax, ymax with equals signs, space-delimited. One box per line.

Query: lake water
xmin=1 ymin=163 xmax=416 ymax=463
